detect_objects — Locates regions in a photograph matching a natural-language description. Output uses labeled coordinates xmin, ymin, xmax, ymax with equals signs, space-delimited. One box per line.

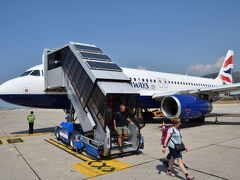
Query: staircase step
xmin=111 ymin=141 xmax=132 ymax=148
xmin=110 ymin=146 xmax=135 ymax=155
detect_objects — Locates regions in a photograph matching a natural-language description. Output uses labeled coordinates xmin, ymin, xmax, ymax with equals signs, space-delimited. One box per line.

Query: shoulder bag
xmin=171 ymin=128 xmax=186 ymax=152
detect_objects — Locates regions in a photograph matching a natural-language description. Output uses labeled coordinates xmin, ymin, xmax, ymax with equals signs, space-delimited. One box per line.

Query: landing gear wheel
xmin=69 ymin=135 xmax=75 ymax=149
xmin=198 ymin=116 xmax=205 ymax=123
xmin=142 ymin=112 xmax=154 ymax=122
xmin=55 ymin=126 xmax=60 ymax=141
xmin=76 ymin=148 xmax=83 ymax=154
xmin=190 ymin=119 xmax=197 ymax=123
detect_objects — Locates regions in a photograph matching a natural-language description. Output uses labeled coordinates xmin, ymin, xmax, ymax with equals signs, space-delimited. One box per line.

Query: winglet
xmin=216 ymin=50 xmax=234 ymax=84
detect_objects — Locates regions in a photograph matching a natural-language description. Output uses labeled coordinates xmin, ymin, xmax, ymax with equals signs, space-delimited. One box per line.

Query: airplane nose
xmin=0 ymin=84 xmax=3 ymax=93
xmin=0 ymin=83 xmax=4 ymax=98
xmin=0 ymin=81 xmax=11 ymax=98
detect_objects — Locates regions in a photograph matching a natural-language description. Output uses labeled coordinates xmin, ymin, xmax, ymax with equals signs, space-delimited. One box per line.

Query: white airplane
xmin=0 ymin=49 xmax=239 ymax=122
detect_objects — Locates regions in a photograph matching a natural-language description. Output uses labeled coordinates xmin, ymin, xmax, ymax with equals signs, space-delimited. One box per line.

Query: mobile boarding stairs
xmin=42 ymin=42 xmax=144 ymax=157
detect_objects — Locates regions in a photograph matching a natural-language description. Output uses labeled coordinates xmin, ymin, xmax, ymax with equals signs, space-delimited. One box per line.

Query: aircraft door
xmin=157 ymin=78 xmax=163 ymax=88
xmin=163 ymin=78 xmax=168 ymax=88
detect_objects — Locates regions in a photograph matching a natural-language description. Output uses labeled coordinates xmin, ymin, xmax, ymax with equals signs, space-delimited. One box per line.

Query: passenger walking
xmin=113 ymin=104 xmax=134 ymax=152
xmin=162 ymin=118 xmax=194 ymax=180
xmin=27 ymin=111 xmax=35 ymax=134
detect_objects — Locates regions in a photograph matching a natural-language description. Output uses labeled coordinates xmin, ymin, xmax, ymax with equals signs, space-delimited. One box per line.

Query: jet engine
xmin=161 ymin=94 xmax=212 ymax=120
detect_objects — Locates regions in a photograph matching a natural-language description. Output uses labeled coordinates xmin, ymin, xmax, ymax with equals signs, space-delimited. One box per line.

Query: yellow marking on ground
xmin=0 ymin=132 xmax=53 ymax=139
xmin=72 ymin=159 xmax=132 ymax=178
xmin=45 ymin=138 xmax=132 ymax=178
xmin=5 ymin=138 xmax=25 ymax=144
xmin=45 ymin=139 xmax=91 ymax=161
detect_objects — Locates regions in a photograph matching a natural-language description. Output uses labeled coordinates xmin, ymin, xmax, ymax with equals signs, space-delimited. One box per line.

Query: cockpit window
xmin=30 ymin=70 xmax=40 ymax=76
xmin=20 ymin=70 xmax=32 ymax=77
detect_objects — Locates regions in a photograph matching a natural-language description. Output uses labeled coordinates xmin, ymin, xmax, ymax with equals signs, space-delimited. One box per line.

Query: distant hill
xmin=202 ymin=71 xmax=240 ymax=83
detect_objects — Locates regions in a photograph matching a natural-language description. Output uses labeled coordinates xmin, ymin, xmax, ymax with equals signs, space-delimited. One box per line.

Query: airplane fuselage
xmin=0 ymin=64 xmax=224 ymax=109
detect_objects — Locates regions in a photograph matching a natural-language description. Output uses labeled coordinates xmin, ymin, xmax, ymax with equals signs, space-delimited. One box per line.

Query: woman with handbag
xmin=162 ymin=118 xmax=194 ymax=180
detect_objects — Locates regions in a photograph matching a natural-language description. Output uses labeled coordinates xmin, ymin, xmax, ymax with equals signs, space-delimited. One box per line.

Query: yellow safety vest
xmin=27 ymin=114 xmax=35 ymax=123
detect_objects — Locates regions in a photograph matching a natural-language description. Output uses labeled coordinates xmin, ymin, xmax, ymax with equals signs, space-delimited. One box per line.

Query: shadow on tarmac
xmin=156 ymin=159 xmax=185 ymax=180
xmin=144 ymin=112 xmax=240 ymax=129
xmin=205 ymin=121 xmax=240 ymax=126
xmin=206 ymin=113 xmax=240 ymax=117
xmin=11 ymin=127 xmax=55 ymax=134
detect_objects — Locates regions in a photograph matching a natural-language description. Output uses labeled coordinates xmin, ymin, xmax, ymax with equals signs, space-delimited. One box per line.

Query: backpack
xmin=161 ymin=127 xmax=173 ymax=146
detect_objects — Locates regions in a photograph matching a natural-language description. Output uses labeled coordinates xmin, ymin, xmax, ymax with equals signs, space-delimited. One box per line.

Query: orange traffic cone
xmin=162 ymin=120 xmax=165 ymax=131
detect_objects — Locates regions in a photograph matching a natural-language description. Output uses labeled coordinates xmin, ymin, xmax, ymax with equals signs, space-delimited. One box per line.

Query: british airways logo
xmin=130 ymin=82 xmax=149 ymax=89
xmin=223 ymin=68 xmax=232 ymax=75
xmin=220 ymin=55 xmax=233 ymax=83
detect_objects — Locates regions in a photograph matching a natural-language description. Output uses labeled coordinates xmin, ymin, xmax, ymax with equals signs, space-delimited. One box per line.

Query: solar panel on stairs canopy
xmin=79 ymin=52 xmax=112 ymax=61
xmin=86 ymin=61 xmax=122 ymax=71
xmin=73 ymin=44 xmax=103 ymax=53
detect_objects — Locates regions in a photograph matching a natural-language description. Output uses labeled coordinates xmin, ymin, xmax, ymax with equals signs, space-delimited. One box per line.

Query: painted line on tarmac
xmin=5 ymin=138 xmax=25 ymax=144
xmin=72 ymin=159 xmax=132 ymax=179
xmin=45 ymin=138 xmax=91 ymax=162
xmin=0 ymin=132 xmax=53 ymax=139
xmin=45 ymin=138 xmax=132 ymax=178
xmin=187 ymin=167 xmax=228 ymax=180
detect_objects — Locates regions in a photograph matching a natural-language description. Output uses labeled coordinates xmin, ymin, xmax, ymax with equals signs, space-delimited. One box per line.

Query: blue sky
xmin=1 ymin=0 xmax=240 ymax=107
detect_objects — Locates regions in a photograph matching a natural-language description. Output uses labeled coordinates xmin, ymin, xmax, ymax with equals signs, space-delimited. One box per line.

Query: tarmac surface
xmin=0 ymin=103 xmax=240 ymax=180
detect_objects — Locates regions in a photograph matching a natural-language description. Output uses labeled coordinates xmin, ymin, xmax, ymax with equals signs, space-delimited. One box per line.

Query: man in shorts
xmin=113 ymin=104 xmax=134 ymax=152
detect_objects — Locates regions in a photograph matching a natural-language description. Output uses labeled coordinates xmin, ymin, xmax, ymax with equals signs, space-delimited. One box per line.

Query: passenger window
xmin=30 ymin=70 xmax=40 ymax=76
xmin=142 ymin=79 xmax=145 ymax=82
xmin=134 ymin=78 xmax=136 ymax=81
xmin=146 ymin=79 xmax=149 ymax=82
xmin=150 ymin=79 xmax=152 ymax=83
xmin=154 ymin=79 xmax=156 ymax=83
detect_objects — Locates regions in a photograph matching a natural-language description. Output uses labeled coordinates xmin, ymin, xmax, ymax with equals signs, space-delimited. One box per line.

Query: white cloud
xmin=137 ymin=66 xmax=147 ymax=70
xmin=186 ymin=56 xmax=225 ymax=75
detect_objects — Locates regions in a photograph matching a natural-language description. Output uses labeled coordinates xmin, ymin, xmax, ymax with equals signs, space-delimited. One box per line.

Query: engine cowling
xmin=161 ymin=94 xmax=213 ymax=119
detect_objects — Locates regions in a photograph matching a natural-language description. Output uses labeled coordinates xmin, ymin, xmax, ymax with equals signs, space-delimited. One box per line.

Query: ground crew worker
xmin=113 ymin=104 xmax=134 ymax=153
xmin=27 ymin=111 xmax=35 ymax=134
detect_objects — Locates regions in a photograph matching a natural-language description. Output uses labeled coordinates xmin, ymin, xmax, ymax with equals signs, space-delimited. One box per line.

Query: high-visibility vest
xmin=27 ymin=114 xmax=35 ymax=123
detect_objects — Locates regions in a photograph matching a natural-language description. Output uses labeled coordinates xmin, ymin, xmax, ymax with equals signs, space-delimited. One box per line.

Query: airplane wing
xmin=198 ymin=83 xmax=240 ymax=94
xmin=152 ymin=83 xmax=240 ymax=100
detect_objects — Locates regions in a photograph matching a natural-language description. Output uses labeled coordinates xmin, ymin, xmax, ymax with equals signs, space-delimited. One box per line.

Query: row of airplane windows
xmin=130 ymin=77 xmax=217 ymax=87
